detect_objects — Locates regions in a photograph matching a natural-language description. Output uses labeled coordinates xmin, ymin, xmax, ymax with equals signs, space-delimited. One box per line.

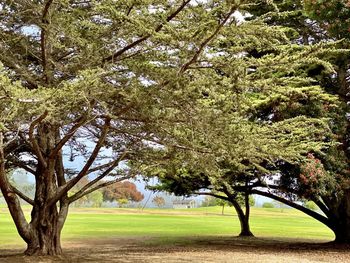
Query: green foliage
xmin=117 ymin=198 xmax=129 ymax=208
xmin=0 ymin=0 xmax=347 ymax=248
xmin=215 ymin=198 xmax=230 ymax=207
xmin=262 ymin=202 xmax=274 ymax=208
xmin=303 ymin=0 xmax=350 ymax=39
xmin=89 ymin=191 xmax=103 ymax=208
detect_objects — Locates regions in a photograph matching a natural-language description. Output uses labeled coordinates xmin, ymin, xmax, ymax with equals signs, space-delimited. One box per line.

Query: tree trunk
xmin=0 ymin=133 xmax=32 ymax=244
xmin=329 ymin=191 xmax=350 ymax=243
xmin=230 ymin=198 xmax=254 ymax=237
xmin=240 ymin=189 xmax=253 ymax=237
xmin=238 ymin=214 xmax=253 ymax=237
xmin=24 ymin=122 xmax=69 ymax=255
xmin=25 ymin=205 xmax=63 ymax=255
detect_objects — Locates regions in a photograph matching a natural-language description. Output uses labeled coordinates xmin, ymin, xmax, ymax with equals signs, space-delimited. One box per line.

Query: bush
xmin=262 ymin=202 xmax=274 ymax=208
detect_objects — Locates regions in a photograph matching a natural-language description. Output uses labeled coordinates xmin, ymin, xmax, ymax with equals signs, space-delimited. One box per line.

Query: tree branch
xmin=49 ymin=115 xmax=87 ymax=159
xmin=178 ymin=6 xmax=236 ymax=74
xmin=193 ymin=191 xmax=230 ymax=201
xmin=69 ymin=150 xmax=128 ymax=201
xmin=41 ymin=0 xmax=54 ymax=84
xmin=69 ymin=175 xmax=131 ymax=203
xmin=0 ymin=56 xmax=39 ymax=89
xmin=251 ymin=189 xmax=332 ymax=229
xmin=7 ymin=156 xmax=37 ymax=176
xmin=102 ymin=0 xmax=191 ymax=64
xmin=312 ymin=197 xmax=332 ymax=218
xmin=11 ymin=186 xmax=34 ymax=205
xmin=43 ymin=0 xmax=54 ymax=19
xmin=0 ymin=132 xmax=31 ymax=242
xmin=28 ymin=111 xmax=48 ymax=168
xmin=50 ymin=118 xmax=111 ymax=205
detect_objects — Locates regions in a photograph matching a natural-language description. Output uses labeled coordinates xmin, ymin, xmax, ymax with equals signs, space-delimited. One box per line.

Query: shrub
xmin=262 ymin=202 xmax=274 ymax=208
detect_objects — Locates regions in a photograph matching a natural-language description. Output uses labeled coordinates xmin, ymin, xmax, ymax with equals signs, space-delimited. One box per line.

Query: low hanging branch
xmin=251 ymin=189 xmax=332 ymax=228
xmin=0 ymin=132 xmax=31 ymax=242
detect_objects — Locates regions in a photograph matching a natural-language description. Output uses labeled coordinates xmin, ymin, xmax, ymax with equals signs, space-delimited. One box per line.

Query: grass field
xmin=0 ymin=205 xmax=334 ymax=249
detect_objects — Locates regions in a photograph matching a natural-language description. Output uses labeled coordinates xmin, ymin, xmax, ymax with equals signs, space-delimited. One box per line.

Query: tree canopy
xmin=0 ymin=0 xmax=350 ymax=256
xmin=102 ymin=181 xmax=144 ymax=203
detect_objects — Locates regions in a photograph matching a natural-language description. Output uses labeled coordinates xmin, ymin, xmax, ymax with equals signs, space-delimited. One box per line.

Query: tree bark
xmin=23 ymin=123 xmax=69 ymax=255
xmin=0 ymin=132 xmax=31 ymax=243
xmin=25 ymin=204 xmax=63 ymax=255
xmin=230 ymin=198 xmax=254 ymax=237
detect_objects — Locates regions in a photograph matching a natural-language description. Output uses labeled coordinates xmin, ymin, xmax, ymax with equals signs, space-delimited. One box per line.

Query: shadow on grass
xmin=1 ymin=236 xmax=350 ymax=262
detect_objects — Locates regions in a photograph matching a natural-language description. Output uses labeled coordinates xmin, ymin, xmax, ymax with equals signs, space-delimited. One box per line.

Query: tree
xmin=235 ymin=0 xmax=350 ymax=243
xmin=152 ymin=196 xmax=166 ymax=208
xmin=216 ymin=198 xmax=229 ymax=215
xmin=148 ymin=169 xmax=256 ymax=237
xmin=132 ymin=0 xmax=342 ymax=239
xmin=262 ymin=202 xmax=274 ymax=208
xmin=89 ymin=191 xmax=103 ymax=208
xmin=102 ymin=181 xmax=144 ymax=204
xmin=117 ymin=198 xmax=129 ymax=208
xmin=0 ymin=0 xmax=253 ymax=255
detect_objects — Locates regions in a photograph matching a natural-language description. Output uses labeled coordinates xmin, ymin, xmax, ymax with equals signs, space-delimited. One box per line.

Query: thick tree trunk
xmin=23 ymin=122 xmax=69 ymax=255
xmin=329 ymin=191 xmax=350 ymax=243
xmin=238 ymin=215 xmax=253 ymax=237
xmin=24 ymin=202 xmax=69 ymax=255
xmin=25 ymin=205 xmax=63 ymax=255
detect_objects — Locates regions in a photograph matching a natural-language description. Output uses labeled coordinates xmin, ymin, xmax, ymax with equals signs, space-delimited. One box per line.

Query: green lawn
xmin=0 ymin=206 xmax=334 ymax=248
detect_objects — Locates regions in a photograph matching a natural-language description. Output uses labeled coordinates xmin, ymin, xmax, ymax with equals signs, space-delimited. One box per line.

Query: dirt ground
xmin=1 ymin=236 xmax=350 ymax=263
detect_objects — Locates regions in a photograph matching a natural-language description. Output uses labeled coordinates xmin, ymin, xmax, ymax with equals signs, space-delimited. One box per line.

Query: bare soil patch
xmin=1 ymin=236 xmax=350 ymax=263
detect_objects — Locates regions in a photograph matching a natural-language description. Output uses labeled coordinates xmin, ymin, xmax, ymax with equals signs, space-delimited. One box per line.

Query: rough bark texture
xmin=23 ymin=123 xmax=69 ymax=255
xmin=25 ymin=205 xmax=62 ymax=255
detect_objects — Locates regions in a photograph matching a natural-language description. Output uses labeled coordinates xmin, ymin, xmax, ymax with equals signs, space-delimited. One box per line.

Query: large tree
xmin=0 ymin=0 xmax=255 ymax=255
xmin=224 ymin=0 xmax=350 ymax=243
xmin=135 ymin=6 xmax=340 ymax=239
xmin=149 ymin=168 xmax=256 ymax=236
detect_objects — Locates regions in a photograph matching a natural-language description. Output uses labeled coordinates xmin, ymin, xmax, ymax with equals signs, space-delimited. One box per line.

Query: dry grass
xmin=1 ymin=236 xmax=350 ymax=263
